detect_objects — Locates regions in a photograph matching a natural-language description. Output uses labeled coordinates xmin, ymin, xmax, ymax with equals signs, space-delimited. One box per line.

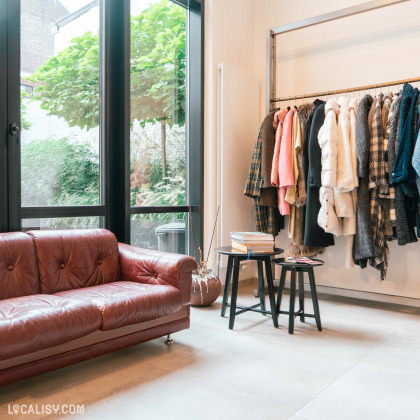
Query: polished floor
xmin=2 ymin=285 xmax=420 ymax=420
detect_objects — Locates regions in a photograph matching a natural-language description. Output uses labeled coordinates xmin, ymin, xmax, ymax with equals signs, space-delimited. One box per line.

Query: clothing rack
xmin=263 ymin=0 xmax=420 ymax=305
xmin=266 ymin=0 xmax=411 ymax=112
xmin=271 ymin=76 xmax=420 ymax=104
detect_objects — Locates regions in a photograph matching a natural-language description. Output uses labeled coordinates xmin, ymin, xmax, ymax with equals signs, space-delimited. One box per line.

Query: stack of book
xmin=230 ymin=232 xmax=275 ymax=253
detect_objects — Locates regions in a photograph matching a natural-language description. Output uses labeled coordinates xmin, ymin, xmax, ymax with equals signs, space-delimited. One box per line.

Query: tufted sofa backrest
xmin=27 ymin=229 xmax=121 ymax=294
xmin=0 ymin=232 xmax=41 ymax=300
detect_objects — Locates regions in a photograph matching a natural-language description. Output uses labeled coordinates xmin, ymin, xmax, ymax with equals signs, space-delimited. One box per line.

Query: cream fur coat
xmin=317 ymin=98 xmax=358 ymax=246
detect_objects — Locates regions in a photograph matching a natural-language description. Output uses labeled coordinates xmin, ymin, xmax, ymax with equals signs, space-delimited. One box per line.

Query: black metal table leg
xmin=298 ymin=271 xmax=305 ymax=323
xmin=221 ymin=256 xmax=233 ymax=317
xmin=228 ymin=257 xmax=240 ymax=329
xmin=288 ymin=269 xmax=296 ymax=334
xmin=276 ymin=267 xmax=286 ymax=314
xmin=308 ymin=267 xmax=322 ymax=331
xmin=264 ymin=256 xmax=278 ymax=328
xmin=257 ymin=260 xmax=266 ymax=313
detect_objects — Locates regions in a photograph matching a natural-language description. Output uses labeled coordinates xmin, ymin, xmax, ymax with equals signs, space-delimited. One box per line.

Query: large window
xmin=21 ymin=0 xmax=102 ymax=209
xmin=129 ymin=0 xmax=188 ymax=251
xmin=0 ymin=0 xmax=203 ymax=255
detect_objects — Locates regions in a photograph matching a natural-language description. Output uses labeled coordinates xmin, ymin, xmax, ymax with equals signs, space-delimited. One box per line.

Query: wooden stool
xmin=215 ymin=246 xmax=283 ymax=330
xmin=272 ymin=258 xmax=323 ymax=334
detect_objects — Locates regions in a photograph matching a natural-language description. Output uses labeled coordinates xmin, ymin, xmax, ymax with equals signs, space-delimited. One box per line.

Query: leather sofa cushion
xmin=27 ymin=229 xmax=120 ymax=294
xmin=0 ymin=295 xmax=102 ymax=361
xmin=0 ymin=232 xmax=40 ymax=300
xmin=119 ymin=244 xmax=197 ymax=306
xmin=55 ymin=281 xmax=182 ymax=331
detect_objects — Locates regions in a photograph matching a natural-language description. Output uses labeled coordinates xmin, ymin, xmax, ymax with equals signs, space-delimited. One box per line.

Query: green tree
xmin=29 ymin=0 xmax=186 ymax=130
xmin=21 ymin=137 xmax=99 ymax=207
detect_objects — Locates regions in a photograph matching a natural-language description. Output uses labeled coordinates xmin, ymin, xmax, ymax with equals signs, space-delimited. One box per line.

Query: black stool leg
xmin=308 ymin=267 xmax=322 ymax=331
xmin=264 ymin=257 xmax=278 ymax=328
xmin=298 ymin=271 xmax=305 ymax=323
xmin=221 ymin=256 xmax=233 ymax=317
xmin=288 ymin=269 xmax=296 ymax=334
xmin=276 ymin=267 xmax=287 ymax=314
xmin=257 ymin=260 xmax=266 ymax=313
xmin=229 ymin=257 xmax=240 ymax=330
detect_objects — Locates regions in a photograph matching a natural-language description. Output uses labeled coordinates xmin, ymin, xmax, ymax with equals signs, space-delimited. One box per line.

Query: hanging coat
xmin=392 ymin=85 xmax=420 ymax=197
xmin=303 ymin=99 xmax=323 ymax=187
xmin=274 ymin=108 xmax=295 ymax=216
xmin=271 ymin=109 xmax=287 ymax=192
xmin=304 ymin=102 xmax=334 ymax=247
xmin=392 ymin=85 xmax=418 ymax=244
xmin=387 ymin=91 xmax=405 ymax=239
xmin=336 ymin=97 xmax=357 ymax=236
xmin=349 ymin=98 xmax=359 ymax=190
xmin=279 ymin=108 xmax=296 ymax=215
xmin=353 ymin=94 xmax=376 ymax=267
xmin=382 ymin=92 xmax=395 ymax=240
xmin=413 ymin=122 xmax=420 ymax=182
xmin=288 ymin=104 xmax=325 ymax=257
xmin=318 ymin=98 xmax=355 ymax=237
xmin=337 ymin=97 xmax=357 ymax=192
xmin=368 ymin=93 xmax=389 ymax=280
xmin=260 ymin=111 xmax=278 ymax=207
xmin=344 ymin=98 xmax=359 ymax=267
xmin=285 ymin=112 xmax=300 ymax=206
xmin=287 ymin=112 xmax=300 ymax=239
xmin=318 ymin=98 xmax=342 ymax=236
xmin=245 ymin=120 xmax=283 ymax=236
xmin=388 ymin=92 xmax=413 ymax=244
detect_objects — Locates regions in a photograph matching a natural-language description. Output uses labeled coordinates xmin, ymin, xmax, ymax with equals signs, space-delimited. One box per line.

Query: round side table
xmin=215 ymin=246 xmax=283 ymax=329
xmin=272 ymin=258 xmax=324 ymax=334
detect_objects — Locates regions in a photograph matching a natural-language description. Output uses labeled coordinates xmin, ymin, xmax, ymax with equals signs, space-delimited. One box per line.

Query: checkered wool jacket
xmin=244 ymin=122 xmax=282 ymax=236
xmin=369 ymin=93 xmax=389 ymax=280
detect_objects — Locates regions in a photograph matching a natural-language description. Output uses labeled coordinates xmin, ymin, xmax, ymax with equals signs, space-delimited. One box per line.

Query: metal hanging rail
xmin=266 ymin=0 xmax=410 ymax=112
xmin=272 ymin=76 xmax=420 ymax=103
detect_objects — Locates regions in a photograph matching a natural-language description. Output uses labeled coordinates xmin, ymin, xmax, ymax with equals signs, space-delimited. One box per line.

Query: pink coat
xmin=272 ymin=108 xmax=295 ymax=215
xmin=271 ymin=109 xmax=288 ymax=188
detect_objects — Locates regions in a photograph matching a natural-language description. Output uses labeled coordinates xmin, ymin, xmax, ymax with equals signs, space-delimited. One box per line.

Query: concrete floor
xmin=2 ymin=285 xmax=420 ymax=420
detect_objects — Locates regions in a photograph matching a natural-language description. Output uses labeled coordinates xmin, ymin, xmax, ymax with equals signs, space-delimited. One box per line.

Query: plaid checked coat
xmin=369 ymin=93 xmax=389 ymax=280
xmin=244 ymin=122 xmax=282 ymax=236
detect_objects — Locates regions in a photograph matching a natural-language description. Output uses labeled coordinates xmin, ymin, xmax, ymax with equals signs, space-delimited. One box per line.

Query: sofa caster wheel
xmin=165 ymin=334 xmax=174 ymax=346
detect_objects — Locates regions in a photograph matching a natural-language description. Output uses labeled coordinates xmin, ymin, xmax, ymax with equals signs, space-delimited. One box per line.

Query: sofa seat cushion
xmin=55 ymin=281 xmax=182 ymax=331
xmin=0 ymin=295 xmax=102 ymax=361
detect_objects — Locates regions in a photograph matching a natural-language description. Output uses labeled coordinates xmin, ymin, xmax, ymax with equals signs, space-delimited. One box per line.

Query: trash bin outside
xmin=155 ymin=220 xmax=186 ymax=254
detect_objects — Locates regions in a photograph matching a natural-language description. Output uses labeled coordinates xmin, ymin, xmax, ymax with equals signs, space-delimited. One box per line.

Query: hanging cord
xmin=247 ymin=249 xmax=255 ymax=260
xmin=206 ymin=205 xmax=220 ymax=263
xmin=217 ymin=252 xmax=221 ymax=280
xmin=188 ymin=205 xmax=199 ymax=268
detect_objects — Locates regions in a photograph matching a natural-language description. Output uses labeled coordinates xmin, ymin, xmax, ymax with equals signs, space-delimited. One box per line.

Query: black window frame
xmin=0 ymin=0 xmax=204 ymax=256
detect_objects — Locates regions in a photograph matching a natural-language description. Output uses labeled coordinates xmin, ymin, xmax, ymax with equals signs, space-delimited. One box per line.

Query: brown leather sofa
xmin=0 ymin=229 xmax=196 ymax=386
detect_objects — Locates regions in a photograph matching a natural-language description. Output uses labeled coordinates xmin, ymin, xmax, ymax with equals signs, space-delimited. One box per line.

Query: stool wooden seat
xmin=272 ymin=258 xmax=323 ymax=334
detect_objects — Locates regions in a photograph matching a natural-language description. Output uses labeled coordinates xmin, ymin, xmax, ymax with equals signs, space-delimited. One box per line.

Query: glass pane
xmin=22 ymin=216 xmax=102 ymax=231
xmin=21 ymin=0 xmax=101 ymax=207
xmin=130 ymin=0 xmax=187 ymax=207
xmin=131 ymin=213 xmax=186 ymax=253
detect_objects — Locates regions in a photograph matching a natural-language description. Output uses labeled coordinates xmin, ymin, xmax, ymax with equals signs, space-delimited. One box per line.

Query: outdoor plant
xmin=25 ymin=0 xmax=187 ymax=216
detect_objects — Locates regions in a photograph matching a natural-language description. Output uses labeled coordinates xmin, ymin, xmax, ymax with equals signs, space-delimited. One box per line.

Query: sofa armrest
xmin=118 ymin=243 xmax=198 ymax=306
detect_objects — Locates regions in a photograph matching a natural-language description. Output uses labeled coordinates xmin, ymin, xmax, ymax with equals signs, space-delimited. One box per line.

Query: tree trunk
xmin=161 ymin=118 xmax=167 ymax=177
